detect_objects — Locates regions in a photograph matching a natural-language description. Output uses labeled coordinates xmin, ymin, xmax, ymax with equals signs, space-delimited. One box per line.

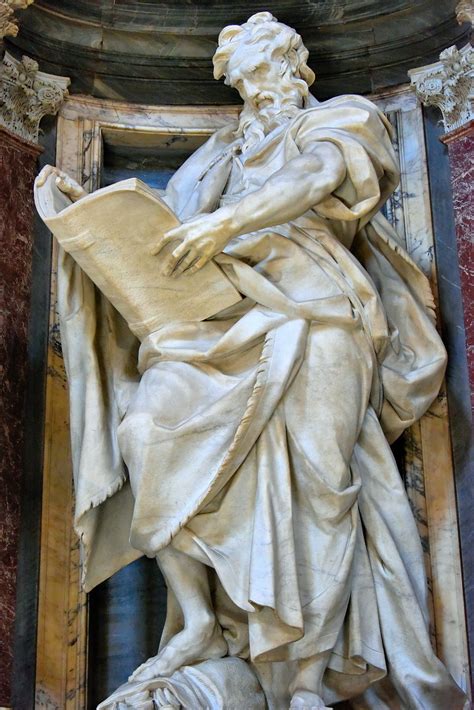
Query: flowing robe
xmin=58 ymin=95 xmax=466 ymax=708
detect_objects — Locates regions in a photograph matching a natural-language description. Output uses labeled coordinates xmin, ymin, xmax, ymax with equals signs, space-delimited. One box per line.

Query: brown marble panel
xmin=0 ymin=126 xmax=41 ymax=706
xmin=442 ymin=122 xmax=474 ymax=412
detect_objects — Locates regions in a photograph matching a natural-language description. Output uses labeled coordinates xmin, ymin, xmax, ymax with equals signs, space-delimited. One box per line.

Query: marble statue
xmin=36 ymin=12 xmax=468 ymax=710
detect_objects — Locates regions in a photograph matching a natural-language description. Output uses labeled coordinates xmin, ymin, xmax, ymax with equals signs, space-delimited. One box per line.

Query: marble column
xmin=409 ymin=36 xmax=473 ymax=409
xmin=440 ymin=120 xmax=474 ymax=410
xmin=409 ymin=11 xmax=474 ymax=692
xmin=0 ymin=123 xmax=41 ymax=706
xmin=0 ymin=48 xmax=68 ymax=706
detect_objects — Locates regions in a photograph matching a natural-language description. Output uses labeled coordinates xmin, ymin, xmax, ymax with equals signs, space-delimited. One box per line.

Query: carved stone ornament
xmin=409 ymin=43 xmax=474 ymax=133
xmin=0 ymin=51 xmax=69 ymax=143
xmin=0 ymin=0 xmax=33 ymax=39
xmin=456 ymin=0 xmax=474 ymax=25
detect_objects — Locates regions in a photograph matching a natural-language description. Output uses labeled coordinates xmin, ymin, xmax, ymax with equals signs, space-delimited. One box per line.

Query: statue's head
xmin=213 ymin=12 xmax=315 ymax=149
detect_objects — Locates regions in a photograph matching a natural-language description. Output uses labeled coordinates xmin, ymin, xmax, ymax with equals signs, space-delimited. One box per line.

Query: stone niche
xmin=32 ymin=88 xmax=470 ymax=709
xmin=6 ymin=1 xmax=470 ymax=103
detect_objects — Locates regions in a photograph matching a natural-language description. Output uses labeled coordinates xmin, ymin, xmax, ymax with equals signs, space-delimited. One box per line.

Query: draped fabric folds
xmin=57 ymin=95 xmax=466 ymax=707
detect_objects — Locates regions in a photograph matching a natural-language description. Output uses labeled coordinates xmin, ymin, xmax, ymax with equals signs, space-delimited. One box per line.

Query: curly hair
xmin=213 ymin=12 xmax=315 ymax=89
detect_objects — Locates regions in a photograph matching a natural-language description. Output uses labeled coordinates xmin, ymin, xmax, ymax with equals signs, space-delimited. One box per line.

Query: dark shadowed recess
xmin=6 ymin=0 xmax=470 ymax=105
xmin=101 ymin=129 xmax=208 ymax=189
xmin=87 ymin=557 xmax=168 ymax=707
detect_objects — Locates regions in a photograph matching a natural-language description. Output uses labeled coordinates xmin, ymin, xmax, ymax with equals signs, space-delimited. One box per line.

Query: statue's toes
xmin=290 ymin=690 xmax=331 ymax=709
xmin=129 ymin=649 xmax=178 ymax=683
xmin=114 ymin=687 xmax=156 ymax=709
xmin=153 ymin=687 xmax=181 ymax=707
xmin=128 ymin=655 xmax=160 ymax=682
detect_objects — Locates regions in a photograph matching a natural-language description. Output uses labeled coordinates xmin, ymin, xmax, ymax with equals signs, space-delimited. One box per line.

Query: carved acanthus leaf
xmin=0 ymin=51 xmax=70 ymax=142
xmin=0 ymin=0 xmax=33 ymax=39
xmin=409 ymin=44 xmax=474 ymax=133
xmin=456 ymin=0 xmax=474 ymax=25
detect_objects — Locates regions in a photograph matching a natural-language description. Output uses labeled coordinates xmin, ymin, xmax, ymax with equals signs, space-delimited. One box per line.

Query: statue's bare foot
xmin=128 ymin=619 xmax=227 ymax=682
xmin=290 ymin=689 xmax=331 ymax=709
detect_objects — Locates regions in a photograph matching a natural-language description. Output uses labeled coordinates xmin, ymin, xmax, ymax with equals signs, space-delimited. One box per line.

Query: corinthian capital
xmin=409 ymin=44 xmax=474 ymax=133
xmin=0 ymin=0 xmax=34 ymax=39
xmin=456 ymin=0 xmax=474 ymax=25
xmin=0 ymin=51 xmax=70 ymax=143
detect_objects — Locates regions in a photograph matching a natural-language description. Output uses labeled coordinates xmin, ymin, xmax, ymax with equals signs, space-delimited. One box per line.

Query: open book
xmin=34 ymin=173 xmax=241 ymax=340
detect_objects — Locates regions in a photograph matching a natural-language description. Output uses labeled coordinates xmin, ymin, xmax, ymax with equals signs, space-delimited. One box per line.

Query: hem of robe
xmin=79 ymin=479 xmax=142 ymax=592
xmin=328 ymin=644 xmax=386 ymax=676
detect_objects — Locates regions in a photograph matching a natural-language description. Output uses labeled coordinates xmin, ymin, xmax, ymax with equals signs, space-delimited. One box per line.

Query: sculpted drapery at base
xmin=37 ymin=12 xmax=468 ymax=710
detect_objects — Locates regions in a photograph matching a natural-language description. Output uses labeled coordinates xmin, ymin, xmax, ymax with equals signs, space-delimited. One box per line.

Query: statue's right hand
xmin=35 ymin=165 xmax=87 ymax=202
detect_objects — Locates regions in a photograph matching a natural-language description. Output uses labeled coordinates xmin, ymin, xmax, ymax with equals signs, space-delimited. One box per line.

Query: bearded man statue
xmin=38 ymin=11 xmax=468 ymax=710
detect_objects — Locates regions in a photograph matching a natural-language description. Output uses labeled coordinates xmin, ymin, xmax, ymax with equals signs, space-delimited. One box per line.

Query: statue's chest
xmin=223 ymin=135 xmax=287 ymax=198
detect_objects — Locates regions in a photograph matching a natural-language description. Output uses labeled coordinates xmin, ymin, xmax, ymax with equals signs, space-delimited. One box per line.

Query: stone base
xmin=96 ymin=657 xmax=266 ymax=710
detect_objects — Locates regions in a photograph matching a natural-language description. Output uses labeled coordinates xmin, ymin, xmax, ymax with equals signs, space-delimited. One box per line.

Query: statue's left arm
xmin=155 ymin=141 xmax=345 ymax=276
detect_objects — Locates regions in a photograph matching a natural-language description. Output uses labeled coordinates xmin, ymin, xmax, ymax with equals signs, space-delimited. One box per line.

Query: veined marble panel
xmin=0 ymin=125 xmax=41 ymax=708
xmin=444 ymin=127 xmax=474 ymax=410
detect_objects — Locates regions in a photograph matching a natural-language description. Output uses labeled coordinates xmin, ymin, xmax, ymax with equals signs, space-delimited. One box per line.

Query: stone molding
xmin=440 ymin=117 xmax=474 ymax=144
xmin=0 ymin=122 xmax=42 ymax=154
xmin=0 ymin=51 xmax=69 ymax=143
xmin=409 ymin=43 xmax=474 ymax=133
xmin=0 ymin=0 xmax=33 ymax=39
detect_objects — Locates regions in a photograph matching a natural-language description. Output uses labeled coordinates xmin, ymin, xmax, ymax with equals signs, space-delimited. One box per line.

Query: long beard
xmin=236 ymin=82 xmax=305 ymax=152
